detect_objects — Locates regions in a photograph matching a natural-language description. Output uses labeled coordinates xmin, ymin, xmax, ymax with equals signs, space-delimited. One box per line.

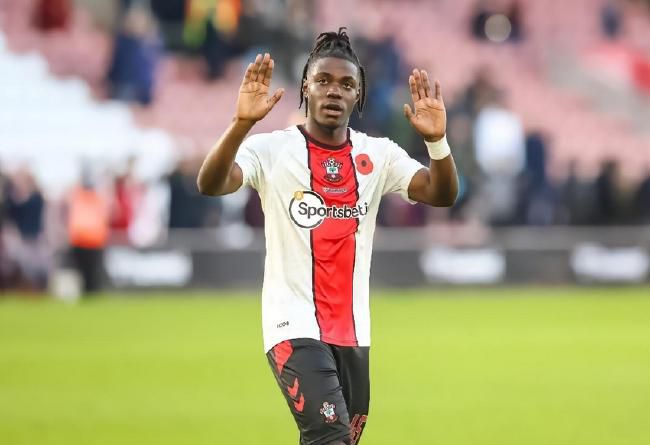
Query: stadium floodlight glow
xmin=485 ymin=14 xmax=512 ymax=43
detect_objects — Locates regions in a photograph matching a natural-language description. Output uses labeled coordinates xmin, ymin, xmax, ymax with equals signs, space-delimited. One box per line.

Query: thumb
xmin=403 ymin=104 xmax=415 ymax=122
xmin=267 ymin=88 xmax=284 ymax=109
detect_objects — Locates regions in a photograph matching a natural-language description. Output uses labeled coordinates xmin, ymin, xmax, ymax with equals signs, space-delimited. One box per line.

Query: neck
xmin=304 ymin=118 xmax=349 ymax=146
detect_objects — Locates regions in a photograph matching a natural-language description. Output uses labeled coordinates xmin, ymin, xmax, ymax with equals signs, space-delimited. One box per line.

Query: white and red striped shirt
xmin=235 ymin=125 xmax=425 ymax=352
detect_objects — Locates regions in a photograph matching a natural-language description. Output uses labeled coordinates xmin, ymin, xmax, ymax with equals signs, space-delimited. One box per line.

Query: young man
xmin=198 ymin=29 xmax=458 ymax=445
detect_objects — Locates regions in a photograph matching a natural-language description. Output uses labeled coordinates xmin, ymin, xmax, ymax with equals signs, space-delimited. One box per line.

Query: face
xmin=303 ymin=57 xmax=360 ymax=130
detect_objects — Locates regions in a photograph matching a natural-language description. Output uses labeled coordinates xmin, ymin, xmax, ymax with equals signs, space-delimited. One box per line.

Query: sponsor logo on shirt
xmin=289 ymin=191 xmax=368 ymax=229
xmin=323 ymin=186 xmax=348 ymax=194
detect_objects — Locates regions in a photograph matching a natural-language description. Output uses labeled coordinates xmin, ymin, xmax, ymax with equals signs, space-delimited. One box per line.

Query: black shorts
xmin=267 ymin=338 xmax=370 ymax=445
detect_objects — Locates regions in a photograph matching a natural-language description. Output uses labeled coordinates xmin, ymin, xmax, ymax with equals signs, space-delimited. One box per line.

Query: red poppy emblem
xmin=355 ymin=154 xmax=373 ymax=175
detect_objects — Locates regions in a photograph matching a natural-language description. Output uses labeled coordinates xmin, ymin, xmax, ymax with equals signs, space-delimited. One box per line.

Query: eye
xmin=317 ymin=78 xmax=327 ymax=85
xmin=343 ymin=83 xmax=353 ymax=89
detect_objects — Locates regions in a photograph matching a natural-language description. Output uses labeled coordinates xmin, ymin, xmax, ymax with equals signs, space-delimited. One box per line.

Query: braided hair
xmin=299 ymin=27 xmax=367 ymax=117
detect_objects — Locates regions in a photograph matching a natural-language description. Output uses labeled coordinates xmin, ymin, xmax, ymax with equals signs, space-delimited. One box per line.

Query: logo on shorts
xmin=320 ymin=402 xmax=338 ymax=424
xmin=289 ymin=191 xmax=368 ymax=230
xmin=322 ymin=158 xmax=343 ymax=183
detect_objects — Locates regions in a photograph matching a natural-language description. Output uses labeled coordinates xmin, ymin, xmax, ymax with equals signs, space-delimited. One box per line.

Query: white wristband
xmin=424 ymin=135 xmax=451 ymax=160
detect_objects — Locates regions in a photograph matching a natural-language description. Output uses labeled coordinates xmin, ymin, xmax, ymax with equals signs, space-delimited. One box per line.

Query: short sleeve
xmin=382 ymin=139 xmax=427 ymax=204
xmin=234 ymin=134 xmax=265 ymax=191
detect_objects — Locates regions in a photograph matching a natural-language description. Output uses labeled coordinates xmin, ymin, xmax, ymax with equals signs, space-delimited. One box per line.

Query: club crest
xmin=320 ymin=402 xmax=338 ymax=424
xmin=322 ymin=158 xmax=343 ymax=183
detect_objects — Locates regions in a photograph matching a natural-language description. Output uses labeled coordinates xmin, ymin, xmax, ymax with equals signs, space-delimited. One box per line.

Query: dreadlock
xmin=299 ymin=27 xmax=367 ymax=117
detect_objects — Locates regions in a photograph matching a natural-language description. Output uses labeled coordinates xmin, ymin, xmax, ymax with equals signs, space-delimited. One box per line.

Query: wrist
xmin=424 ymin=134 xmax=443 ymax=143
xmin=424 ymin=135 xmax=451 ymax=160
xmin=232 ymin=116 xmax=257 ymax=131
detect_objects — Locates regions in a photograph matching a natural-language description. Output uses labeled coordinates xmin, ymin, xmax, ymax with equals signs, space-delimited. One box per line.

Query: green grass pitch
xmin=1 ymin=287 xmax=650 ymax=445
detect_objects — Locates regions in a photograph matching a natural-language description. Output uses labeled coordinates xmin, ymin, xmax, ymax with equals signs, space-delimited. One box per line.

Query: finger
xmin=267 ymin=88 xmax=284 ymax=109
xmin=408 ymin=75 xmax=419 ymax=104
xmin=250 ymin=53 xmax=262 ymax=81
xmin=242 ymin=62 xmax=254 ymax=85
xmin=421 ymin=70 xmax=432 ymax=98
xmin=434 ymin=79 xmax=443 ymax=101
xmin=414 ymin=69 xmax=426 ymax=100
xmin=403 ymin=104 xmax=414 ymax=122
xmin=256 ymin=53 xmax=271 ymax=83
xmin=262 ymin=58 xmax=275 ymax=87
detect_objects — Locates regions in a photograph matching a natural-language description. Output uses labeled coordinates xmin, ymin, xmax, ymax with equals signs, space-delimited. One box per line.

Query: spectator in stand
xmin=232 ymin=0 xmax=275 ymax=58
xmin=5 ymin=169 xmax=48 ymax=290
xmin=470 ymin=0 xmax=492 ymax=41
xmin=516 ymin=132 xmax=557 ymax=225
xmin=149 ymin=0 xmax=186 ymax=50
xmin=107 ymin=4 xmax=162 ymax=105
xmin=181 ymin=0 xmax=243 ymax=79
xmin=168 ymin=157 xmax=219 ymax=228
xmin=457 ymin=68 xmax=500 ymax=117
xmin=634 ymin=168 xmax=650 ymax=223
xmin=33 ymin=0 xmax=71 ymax=31
xmin=470 ymin=0 xmax=524 ymax=43
xmin=0 ymin=166 xmax=9 ymax=290
xmin=558 ymin=161 xmax=597 ymax=225
xmin=150 ymin=0 xmax=185 ymax=22
xmin=445 ymin=112 xmax=479 ymax=221
xmin=594 ymin=159 xmax=632 ymax=225
xmin=232 ymin=0 xmax=312 ymax=80
xmin=473 ymin=94 xmax=526 ymax=225
xmin=351 ymin=30 xmax=404 ymax=137
xmin=506 ymin=1 xmax=524 ymax=42
xmin=67 ymin=175 xmax=110 ymax=295
xmin=280 ymin=0 xmax=315 ymax=78
xmin=601 ymin=0 xmax=623 ymax=39
xmin=109 ymin=158 xmax=142 ymax=240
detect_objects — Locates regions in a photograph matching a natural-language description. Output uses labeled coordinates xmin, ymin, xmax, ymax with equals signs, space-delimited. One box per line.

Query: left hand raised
xmin=403 ymin=69 xmax=446 ymax=142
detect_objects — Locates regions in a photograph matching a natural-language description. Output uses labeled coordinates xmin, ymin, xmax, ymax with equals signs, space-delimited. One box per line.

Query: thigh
xmin=267 ymin=339 xmax=351 ymax=445
xmin=332 ymin=345 xmax=370 ymax=445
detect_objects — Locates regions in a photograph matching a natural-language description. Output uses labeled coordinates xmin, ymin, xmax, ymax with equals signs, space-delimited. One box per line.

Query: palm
xmin=404 ymin=69 xmax=446 ymax=141
xmin=236 ymin=53 xmax=284 ymax=123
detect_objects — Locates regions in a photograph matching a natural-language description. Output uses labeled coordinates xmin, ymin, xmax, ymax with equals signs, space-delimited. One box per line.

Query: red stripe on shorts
xmin=273 ymin=340 xmax=293 ymax=375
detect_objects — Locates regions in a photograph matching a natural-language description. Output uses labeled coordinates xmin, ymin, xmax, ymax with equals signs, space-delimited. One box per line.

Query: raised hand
xmin=403 ymin=69 xmax=446 ymax=142
xmin=236 ymin=53 xmax=284 ymax=124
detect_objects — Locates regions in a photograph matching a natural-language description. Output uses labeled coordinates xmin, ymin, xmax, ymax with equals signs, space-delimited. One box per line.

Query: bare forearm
xmin=426 ymin=155 xmax=458 ymax=207
xmin=407 ymin=154 xmax=458 ymax=207
xmin=197 ymin=118 xmax=255 ymax=196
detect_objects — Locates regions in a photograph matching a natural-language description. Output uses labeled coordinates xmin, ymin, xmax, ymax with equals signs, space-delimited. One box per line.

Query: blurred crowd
xmin=445 ymin=72 xmax=650 ymax=227
xmin=0 ymin=156 xmax=219 ymax=293
xmin=2 ymin=0 xmax=649 ymax=293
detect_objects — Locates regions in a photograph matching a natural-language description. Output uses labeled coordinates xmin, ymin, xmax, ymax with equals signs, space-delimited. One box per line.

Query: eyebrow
xmin=314 ymin=72 xmax=357 ymax=82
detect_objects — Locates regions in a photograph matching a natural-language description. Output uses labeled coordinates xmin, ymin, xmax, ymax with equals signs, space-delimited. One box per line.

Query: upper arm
xmin=407 ymin=155 xmax=459 ymax=207
xmin=223 ymin=162 xmax=244 ymax=195
xmin=406 ymin=167 xmax=434 ymax=204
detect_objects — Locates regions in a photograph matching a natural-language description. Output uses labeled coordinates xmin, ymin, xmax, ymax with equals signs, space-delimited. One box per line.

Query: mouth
xmin=322 ymin=102 xmax=344 ymax=117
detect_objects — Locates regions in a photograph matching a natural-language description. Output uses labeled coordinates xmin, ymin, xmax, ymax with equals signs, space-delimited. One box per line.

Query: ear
xmin=302 ymin=80 xmax=308 ymax=98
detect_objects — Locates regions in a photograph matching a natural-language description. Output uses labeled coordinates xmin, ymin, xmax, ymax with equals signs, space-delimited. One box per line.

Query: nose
xmin=326 ymin=85 xmax=342 ymax=98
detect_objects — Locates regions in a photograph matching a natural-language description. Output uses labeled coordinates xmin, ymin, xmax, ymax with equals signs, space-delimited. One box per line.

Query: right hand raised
xmin=235 ymin=53 xmax=284 ymax=124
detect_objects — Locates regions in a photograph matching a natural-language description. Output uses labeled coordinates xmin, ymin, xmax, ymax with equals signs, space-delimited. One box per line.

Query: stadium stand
xmin=2 ymin=0 xmax=650 ymax=288
xmin=2 ymin=0 xmax=648 ymax=177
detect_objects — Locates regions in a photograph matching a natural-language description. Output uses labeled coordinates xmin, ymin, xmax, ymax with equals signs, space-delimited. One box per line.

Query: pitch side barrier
xmin=99 ymin=226 xmax=650 ymax=289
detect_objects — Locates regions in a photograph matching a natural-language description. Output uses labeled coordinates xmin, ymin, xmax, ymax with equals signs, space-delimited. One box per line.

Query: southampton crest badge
xmin=320 ymin=402 xmax=338 ymax=424
xmin=322 ymin=158 xmax=343 ymax=183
